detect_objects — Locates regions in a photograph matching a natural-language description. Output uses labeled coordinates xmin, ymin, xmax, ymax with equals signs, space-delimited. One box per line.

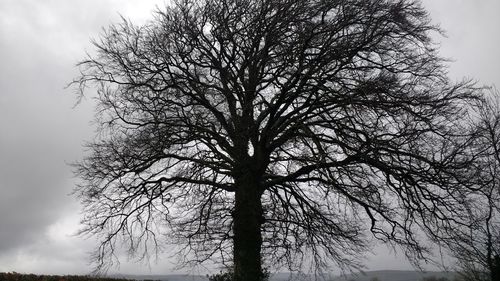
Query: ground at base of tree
xmin=0 ymin=270 xmax=468 ymax=281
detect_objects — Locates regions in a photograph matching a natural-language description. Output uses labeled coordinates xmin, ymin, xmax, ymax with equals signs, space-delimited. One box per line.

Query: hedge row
xmin=0 ymin=272 xmax=130 ymax=281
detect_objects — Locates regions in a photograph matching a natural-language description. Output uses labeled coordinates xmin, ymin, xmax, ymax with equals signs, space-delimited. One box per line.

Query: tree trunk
xmin=233 ymin=175 xmax=264 ymax=281
xmin=491 ymin=255 xmax=500 ymax=281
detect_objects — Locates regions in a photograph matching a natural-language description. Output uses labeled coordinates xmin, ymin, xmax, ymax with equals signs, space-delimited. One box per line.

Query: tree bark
xmin=233 ymin=174 xmax=264 ymax=281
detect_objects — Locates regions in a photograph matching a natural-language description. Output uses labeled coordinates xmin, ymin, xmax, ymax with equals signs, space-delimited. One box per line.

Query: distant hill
xmin=112 ymin=270 xmax=458 ymax=281
xmin=329 ymin=270 xmax=458 ymax=281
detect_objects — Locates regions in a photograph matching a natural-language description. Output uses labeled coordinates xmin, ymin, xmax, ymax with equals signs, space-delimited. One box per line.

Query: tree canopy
xmin=73 ymin=0 xmax=482 ymax=280
xmin=438 ymin=90 xmax=500 ymax=281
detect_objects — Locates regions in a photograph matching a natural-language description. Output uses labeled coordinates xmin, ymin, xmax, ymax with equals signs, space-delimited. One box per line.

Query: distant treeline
xmin=0 ymin=272 xmax=133 ymax=281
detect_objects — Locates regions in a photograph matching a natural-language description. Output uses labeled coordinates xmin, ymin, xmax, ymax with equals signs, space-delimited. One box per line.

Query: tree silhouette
xmin=73 ymin=0 xmax=481 ymax=280
xmin=439 ymin=90 xmax=500 ymax=281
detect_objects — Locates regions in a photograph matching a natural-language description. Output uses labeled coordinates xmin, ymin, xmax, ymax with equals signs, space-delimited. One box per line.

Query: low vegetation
xmin=0 ymin=272 xmax=130 ymax=281
xmin=207 ymin=269 xmax=269 ymax=281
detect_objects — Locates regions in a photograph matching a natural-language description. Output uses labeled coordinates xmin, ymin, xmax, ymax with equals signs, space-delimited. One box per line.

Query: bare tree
xmin=439 ymin=90 xmax=500 ymax=281
xmin=73 ymin=0 xmax=481 ymax=280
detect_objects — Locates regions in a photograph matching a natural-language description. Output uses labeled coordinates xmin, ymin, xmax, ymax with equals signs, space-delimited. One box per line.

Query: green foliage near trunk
xmin=208 ymin=269 xmax=270 ymax=281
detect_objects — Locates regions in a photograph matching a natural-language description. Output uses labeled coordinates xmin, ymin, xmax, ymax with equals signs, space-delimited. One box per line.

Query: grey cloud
xmin=0 ymin=136 xmax=72 ymax=251
xmin=0 ymin=0 xmax=164 ymax=274
xmin=0 ymin=0 xmax=118 ymax=259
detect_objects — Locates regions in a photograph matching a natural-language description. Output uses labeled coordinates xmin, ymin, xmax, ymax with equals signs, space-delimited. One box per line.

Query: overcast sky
xmin=0 ymin=0 xmax=499 ymax=276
